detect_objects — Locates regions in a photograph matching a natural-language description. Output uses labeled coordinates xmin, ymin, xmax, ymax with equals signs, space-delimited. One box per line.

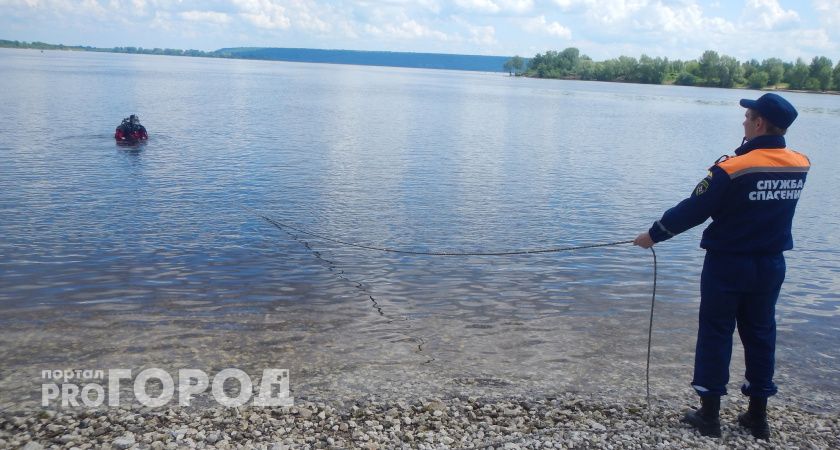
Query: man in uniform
xmin=634 ymin=93 xmax=810 ymax=440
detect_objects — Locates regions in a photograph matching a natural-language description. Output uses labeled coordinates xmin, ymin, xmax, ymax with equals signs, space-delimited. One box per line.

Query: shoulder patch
xmin=694 ymin=177 xmax=711 ymax=196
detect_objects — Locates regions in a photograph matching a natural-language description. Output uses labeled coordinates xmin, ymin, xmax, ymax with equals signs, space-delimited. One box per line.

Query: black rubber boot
xmin=738 ymin=396 xmax=770 ymax=440
xmin=682 ymin=396 xmax=722 ymax=437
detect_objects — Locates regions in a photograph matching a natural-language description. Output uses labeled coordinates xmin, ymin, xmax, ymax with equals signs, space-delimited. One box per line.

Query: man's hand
xmin=634 ymin=232 xmax=655 ymax=249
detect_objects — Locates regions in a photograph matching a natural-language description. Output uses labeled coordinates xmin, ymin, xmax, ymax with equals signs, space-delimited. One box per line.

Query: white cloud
xmin=234 ymin=0 xmax=291 ymax=30
xmin=149 ymin=10 xmax=173 ymax=31
xmin=451 ymin=15 xmax=496 ymax=46
xmin=369 ymin=0 xmax=442 ymax=14
xmin=814 ymin=0 xmax=840 ymax=29
xmin=523 ymin=15 xmax=571 ymax=38
xmin=365 ymin=19 xmax=451 ymax=41
xmin=550 ymin=0 xmax=649 ymax=24
xmin=468 ymin=24 xmax=496 ymax=45
xmin=127 ymin=0 xmax=147 ymax=15
xmin=455 ymin=0 xmax=501 ymax=13
xmin=455 ymin=0 xmax=533 ymax=14
xmin=638 ymin=1 xmax=734 ymax=34
xmin=644 ymin=2 xmax=703 ymax=32
xmin=329 ymin=17 xmax=360 ymax=39
xmin=290 ymin=3 xmax=331 ymax=33
xmin=180 ymin=10 xmax=231 ymax=25
xmin=725 ymin=26 xmax=838 ymax=61
xmin=786 ymin=28 xmax=834 ymax=50
xmin=743 ymin=0 xmax=799 ymax=29
xmin=10 ymin=0 xmax=109 ymax=15
xmin=417 ymin=0 xmax=443 ymax=14
xmin=497 ymin=0 xmax=534 ymax=13
xmin=587 ymin=0 xmax=648 ymax=24
xmin=361 ymin=7 xmax=453 ymax=42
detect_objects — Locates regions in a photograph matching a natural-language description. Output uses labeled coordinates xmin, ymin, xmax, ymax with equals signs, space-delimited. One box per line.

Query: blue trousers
xmin=691 ymin=251 xmax=785 ymax=398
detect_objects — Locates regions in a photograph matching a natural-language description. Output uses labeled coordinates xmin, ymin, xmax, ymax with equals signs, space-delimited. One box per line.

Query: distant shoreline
xmin=517 ymin=73 xmax=840 ymax=96
xmin=0 ymin=40 xmax=509 ymax=73
xmin=3 ymin=40 xmax=839 ymax=96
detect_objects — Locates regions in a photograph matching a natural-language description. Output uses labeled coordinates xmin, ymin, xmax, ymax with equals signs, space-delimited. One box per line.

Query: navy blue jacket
xmin=649 ymin=135 xmax=810 ymax=254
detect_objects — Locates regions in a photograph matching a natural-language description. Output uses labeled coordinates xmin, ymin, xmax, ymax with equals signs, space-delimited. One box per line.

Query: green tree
xmin=834 ymin=61 xmax=840 ymax=91
xmin=503 ymin=58 xmax=514 ymax=75
xmin=577 ymin=57 xmax=596 ymax=80
xmin=718 ymin=55 xmax=743 ymax=88
xmin=786 ymin=58 xmax=810 ymax=89
xmin=748 ymin=71 xmax=769 ymax=89
xmin=638 ymin=55 xmax=668 ymax=84
xmin=671 ymin=60 xmax=684 ymax=72
xmin=524 ymin=48 xmax=584 ymax=79
xmin=503 ymin=55 xmax=525 ymax=75
xmin=699 ymin=50 xmax=721 ymax=86
xmin=594 ymin=59 xmax=618 ymax=81
xmin=558 ymin=47 xmax=581 ymax=74
xmin=761 ymin=58 xmax=785 ymax=86
xmin=675 ymin=72 xmax=699 ymax=86
xmin=614 ymin=56 xmax=639 ymax=82
xmin=809 ymin=56 xmax=833 ymax=91
xmin=511 ymin=55 xmax=525 ymax=74
xmin=527 ymin=51 xmax=552 ymax=77
xmin=743 ymin=59 xmax=760 ymax=80
xmin=685 ymin=60 xmax=702 ymax=77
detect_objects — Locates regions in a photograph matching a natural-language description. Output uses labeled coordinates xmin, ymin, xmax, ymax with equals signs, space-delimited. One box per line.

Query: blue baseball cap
xmin=739 ymin=93 xmax=798 ymax=129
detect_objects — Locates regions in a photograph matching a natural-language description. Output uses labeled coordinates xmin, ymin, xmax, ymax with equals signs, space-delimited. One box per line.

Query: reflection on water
xmin=0 ymin=48 xmax=838 ymax=411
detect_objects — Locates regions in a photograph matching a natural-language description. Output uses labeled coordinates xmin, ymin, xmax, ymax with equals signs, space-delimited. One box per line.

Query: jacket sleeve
xmin=648 ymin=165 xmax=730 ymax=243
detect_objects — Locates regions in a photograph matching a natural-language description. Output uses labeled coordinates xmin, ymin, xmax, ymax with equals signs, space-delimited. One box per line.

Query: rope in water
xmin=248 ymin=208 xmax=658 ymax=406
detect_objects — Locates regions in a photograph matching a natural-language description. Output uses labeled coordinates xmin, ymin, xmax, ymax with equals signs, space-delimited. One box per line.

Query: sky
xmin=1 ymin=0 xmax=839 ymax=62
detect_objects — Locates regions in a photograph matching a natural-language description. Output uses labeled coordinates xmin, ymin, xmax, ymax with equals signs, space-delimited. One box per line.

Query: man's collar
xmin=734 ymin=135 xmax=786 ymax=156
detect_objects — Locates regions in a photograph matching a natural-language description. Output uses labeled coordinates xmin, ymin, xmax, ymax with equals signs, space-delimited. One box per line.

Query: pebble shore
xmin=2 ymin=393 xmax=837 ymax=449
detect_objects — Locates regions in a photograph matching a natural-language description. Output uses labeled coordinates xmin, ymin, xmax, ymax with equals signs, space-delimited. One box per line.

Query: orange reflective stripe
xmin=717 ymin=148 xmax=810 ymax=179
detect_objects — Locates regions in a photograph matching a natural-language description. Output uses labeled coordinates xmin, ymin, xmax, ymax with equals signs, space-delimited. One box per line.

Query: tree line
xmin=506 ymin=48 xmax=840 ymax=92
xmin=0 ymin=39 xmax=90 ymax=51
xmin=1 ymin=40 xmax=213 ymax=58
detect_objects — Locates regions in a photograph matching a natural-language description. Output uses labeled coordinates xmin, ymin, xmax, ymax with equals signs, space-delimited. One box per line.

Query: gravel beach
xmin=2 ymin=392 xmax=837 ymax=449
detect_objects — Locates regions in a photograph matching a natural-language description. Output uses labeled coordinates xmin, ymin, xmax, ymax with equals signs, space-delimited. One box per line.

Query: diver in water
xmin=115 ymin=114 xmax=148 ymax=141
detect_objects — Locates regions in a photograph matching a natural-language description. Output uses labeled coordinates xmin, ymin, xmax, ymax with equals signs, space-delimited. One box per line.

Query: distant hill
xmin=1 ymin=39 xmax=516 ymax=73
xmin=213 ymin=47 xmax=512 ymax=72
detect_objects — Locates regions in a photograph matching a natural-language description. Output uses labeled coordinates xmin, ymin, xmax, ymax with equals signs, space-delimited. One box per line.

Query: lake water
xmin=1 ymin=48 xmax=838 ymax=412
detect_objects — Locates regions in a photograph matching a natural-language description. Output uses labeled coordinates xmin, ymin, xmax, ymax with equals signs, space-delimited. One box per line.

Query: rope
xmin=247 ymin=208 xmax=658 ymax=405
xmin=246 ymin=207 xmax=634 ymax=256
xmin=647 ymin=247 xmax=657 ymax=409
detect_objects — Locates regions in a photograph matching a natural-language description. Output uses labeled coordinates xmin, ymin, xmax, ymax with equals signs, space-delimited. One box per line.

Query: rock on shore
xmin=2 ymin=393 xmax=838 ymax=449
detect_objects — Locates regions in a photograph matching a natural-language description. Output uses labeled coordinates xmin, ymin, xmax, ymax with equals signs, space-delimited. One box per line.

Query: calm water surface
xmin=1 ymin=48 xmax=838 ymax=411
